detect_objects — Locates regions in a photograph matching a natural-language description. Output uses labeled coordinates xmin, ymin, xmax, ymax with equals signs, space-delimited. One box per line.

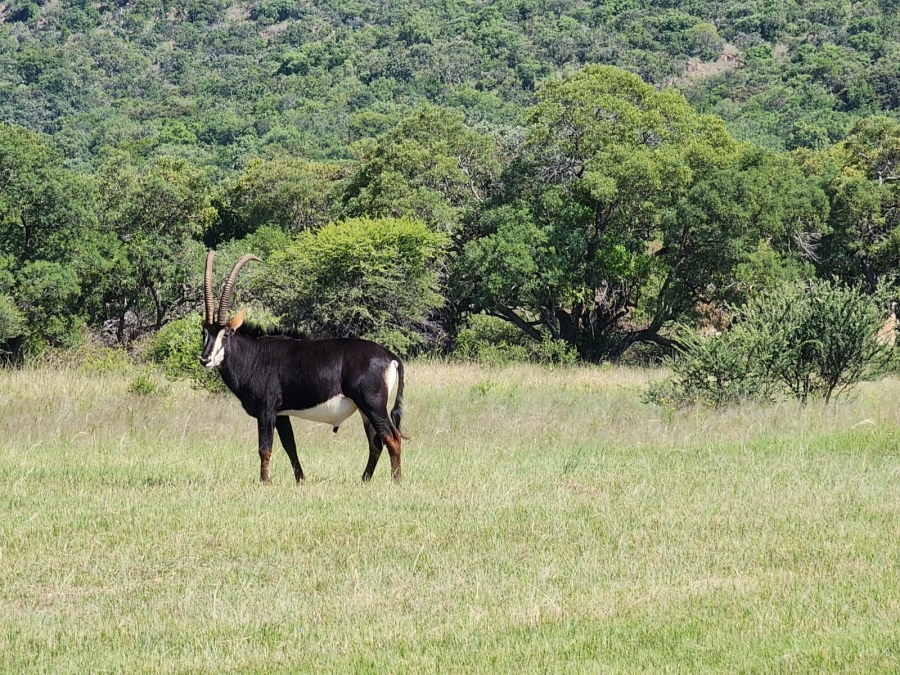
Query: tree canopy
xmin=1 ymin=0 xmax=898 ymax=170
xmin=1 ymin=3 xmax=900 ymax=361
xmin=455 ymin=66 xmax=827 ymax=357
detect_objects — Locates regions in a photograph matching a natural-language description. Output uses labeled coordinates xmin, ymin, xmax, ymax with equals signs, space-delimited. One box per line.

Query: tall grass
xmin=2 ymin=361 xmax=900 ymax=673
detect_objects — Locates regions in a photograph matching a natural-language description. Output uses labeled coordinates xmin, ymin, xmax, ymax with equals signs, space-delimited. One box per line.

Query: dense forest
xmin=1 ymin=0 xmax=899 ymax=364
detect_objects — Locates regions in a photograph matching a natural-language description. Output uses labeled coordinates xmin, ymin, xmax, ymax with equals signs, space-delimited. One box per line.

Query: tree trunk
xmin=116 ymin=298 xmax=129 ymax=344
xmin=620 ymin=327 xmax=678 ymax=356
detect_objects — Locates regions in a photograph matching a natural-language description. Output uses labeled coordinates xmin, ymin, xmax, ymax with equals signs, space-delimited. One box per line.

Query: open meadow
xmin=2 ymin=361 xmax=900 ymax=673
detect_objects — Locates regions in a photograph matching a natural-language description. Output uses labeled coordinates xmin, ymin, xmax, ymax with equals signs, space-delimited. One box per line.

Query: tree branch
xmin=490 ymin=307 xmax=543 ymax=342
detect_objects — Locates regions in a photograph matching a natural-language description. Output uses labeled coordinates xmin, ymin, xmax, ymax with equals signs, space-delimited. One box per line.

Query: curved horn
xmin=204 ymin=250 xmax=216 ymax=324
xmin=217 ymin=254 xmax=262 ymax=325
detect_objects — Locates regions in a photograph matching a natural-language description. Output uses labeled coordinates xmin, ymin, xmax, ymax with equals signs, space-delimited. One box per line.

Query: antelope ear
xmin=229 ymin=307 xmax=247 ymax=330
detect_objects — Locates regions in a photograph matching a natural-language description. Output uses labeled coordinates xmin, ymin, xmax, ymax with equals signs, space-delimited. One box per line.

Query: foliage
xmin=210 ymin=157 xmax=344 ymax=246
xmin=0 ymin=294 xmax=25 ymax=350
xmin=127 ymin=371 xmax=168 ymax=396
xmin=76 ymin=344 xmax=131 ymax=375
xmin=455 ymin=314 xmax=579 ymax=366
xmin=805 ymin=116 xmax=900 ymax=292
xmin=94 ymin=154 xmax=214 ymax=339
xmin=737 ymin=279 xmax=895 ymax=403
xmin=149 ymin=314 xmax=223 ymax=393
xmin=14 ymin=261 xmax=85 ymax=350
xmin=649 ymin=279 xmax=895 ymax=408
xmin=645 ymin=325 xmax=775 ymax=409
xmin=456 ymin=65 xmax=826 ymax=359
xmin=533 ymin=334 xmax=581 ymax=367
xmin=339 ymin=105 xmax=502 ymax=233
xmin=0 ymin=123 xmax=99 ymax=352
xmin=456 ymin=314 xmax=530 ymax=364
xmin=0 ymin=0 xmax=898 ymax=173
xmin=253 ymin=217 xmax=448 ymax=356
xmin=1 ymin=0 xmax=900 ymax=363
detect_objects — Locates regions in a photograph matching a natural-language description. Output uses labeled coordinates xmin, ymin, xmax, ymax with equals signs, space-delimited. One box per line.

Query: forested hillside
xmin=2 ymin=0 xmax=899 ymax=165
xmin=1 ymin=0 xmax=899 ymax=363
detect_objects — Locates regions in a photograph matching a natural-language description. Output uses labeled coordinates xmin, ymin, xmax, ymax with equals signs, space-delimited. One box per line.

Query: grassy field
xmin=2 ymin=361 xmax=900 ymax=673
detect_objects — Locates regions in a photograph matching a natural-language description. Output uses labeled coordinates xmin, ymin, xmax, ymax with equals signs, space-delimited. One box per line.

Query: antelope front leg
xmin=257 ymin=414 xmax=276 ymax=484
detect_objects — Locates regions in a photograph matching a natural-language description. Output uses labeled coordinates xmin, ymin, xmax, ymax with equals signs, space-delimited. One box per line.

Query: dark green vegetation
xmin=2 ymin=0 xmax=898 ymax=161
xmin=1 ymin=1 xmax=900 ymax=370
xmin=649 ymin=279 xmax=897 ymax=408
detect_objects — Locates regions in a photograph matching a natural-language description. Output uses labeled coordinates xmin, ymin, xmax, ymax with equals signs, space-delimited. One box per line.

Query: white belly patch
xmin=279 ymin=395 xmax=358 ymax=427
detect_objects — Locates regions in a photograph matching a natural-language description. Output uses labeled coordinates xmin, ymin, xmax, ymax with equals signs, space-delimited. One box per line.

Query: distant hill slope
xmin=1 ymin=0 xmax=897 ymax=169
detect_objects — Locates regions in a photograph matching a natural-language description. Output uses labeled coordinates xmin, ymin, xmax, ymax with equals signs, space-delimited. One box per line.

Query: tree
xmin=209 ymin=157 xmax=344 ymax=246
xmin=339 ymin=105 xmax=502 ymax=233
xmin=455 ymin=66 xmax=826 ymax=358
xmin=0 ymin=123 xmax=100 ymax=352
xmin=808 ymin=116 xmax=900 ymax=291
xmin=251 ymin=217 xmax=448 ymax=355
xmin=95 ymin=154 xmax=214 ymax=341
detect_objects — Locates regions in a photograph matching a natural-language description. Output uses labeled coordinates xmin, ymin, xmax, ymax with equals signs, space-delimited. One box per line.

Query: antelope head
xmin=199 ymin=251 xmax=261 ymax=368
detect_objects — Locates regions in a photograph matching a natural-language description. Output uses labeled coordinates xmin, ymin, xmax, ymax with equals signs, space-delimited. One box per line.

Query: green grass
xmin=2 ymin=361 xmax=900 ymax=673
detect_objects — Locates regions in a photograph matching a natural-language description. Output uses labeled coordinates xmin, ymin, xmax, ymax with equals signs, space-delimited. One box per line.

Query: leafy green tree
xmin=95 ymin=154 xmax=214 ymax=341
xmin=807 ymin=116 xmax=900 ymax=291
xmin=457 ymin=65 xmax=826 ymax=358
xmin=0 ymin=124 xmax=96 ymax=269
xmin=210 ymin=157 xmax=344 ymax=246
xmin=0 ymin=123 xmax=100 ymax=351
xmin=685 ymin=22 xmax=723 ymax=61
xmin=252 ymin=217 xmax=448 ymax=355
xmin=339 ymin=105 xmax=502 ymax=233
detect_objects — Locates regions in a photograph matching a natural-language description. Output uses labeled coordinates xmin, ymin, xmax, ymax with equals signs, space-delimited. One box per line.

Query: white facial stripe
xmin=207 ymin=331 xmax=226 ymax=368
xmin=279 ymin=395 xmax=359 ymax=427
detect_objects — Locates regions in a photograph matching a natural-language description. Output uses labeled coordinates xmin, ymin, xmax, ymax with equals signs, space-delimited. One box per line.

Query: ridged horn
xmin=217 ymin=254 xmax=262 ymax=325
xmin=204 ymin=250 xmax=216 ymax=324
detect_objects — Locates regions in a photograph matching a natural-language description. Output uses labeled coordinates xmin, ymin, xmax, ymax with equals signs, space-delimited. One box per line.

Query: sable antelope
xmin=200 ymin=251 xmax=405 ymax=483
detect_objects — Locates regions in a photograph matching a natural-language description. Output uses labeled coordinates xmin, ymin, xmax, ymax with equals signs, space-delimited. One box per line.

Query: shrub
xmin=255 ymin=217 xmax=448 ymax=356
xmin=533 ymin=335 xmax=580 ymax=367
xmin=740 ymin=279 xmax=894 ymax=403
xmin=0 ymin=294 xmax=24 ymax=350
xmin=128 ymin=372 xmax=168 ymax=397
xmin=149 ymin=314 xmax=224 ymax=393
xmin=455 ymin=314 xmax=579 ymax=366
xmin=148 ymin=308 xmax=283 ymax=392
xmin=456 ymin=314 xmax=529 ymax=365
xmin=644 ymin=325 xmax=773 ymax=409
xmin=78 ymin=345 xmax=131 ymax=375
xmin=647 ymin=279 xmax=894 ymax=408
